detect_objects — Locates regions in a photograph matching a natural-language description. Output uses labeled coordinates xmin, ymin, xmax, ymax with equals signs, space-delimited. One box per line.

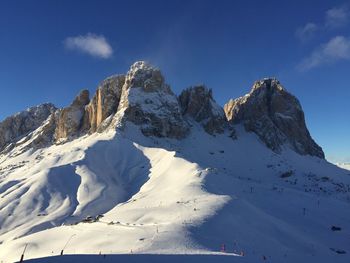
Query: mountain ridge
xmin=0 ymin=61 xmax=324 ymax=159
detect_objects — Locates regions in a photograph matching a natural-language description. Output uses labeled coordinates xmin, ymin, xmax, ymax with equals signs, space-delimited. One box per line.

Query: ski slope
xmin=337 ymin=163 xmax=350 ymax=171
xmin=0 ymin=123 xmax=349 ymax=263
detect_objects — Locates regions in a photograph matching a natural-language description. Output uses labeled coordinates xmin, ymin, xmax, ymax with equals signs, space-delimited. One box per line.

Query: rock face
xmin=84 ymin=75 xmax=125 ymax=133
xmin=0 ymin=103 xmax=56 ymax=152
xmin=0 ymin=63 xmax=325 ymax=159
xmin=116 ymin=61 xmax=189 ymax=138
xmin=54 ymin=90 xmax=90 ymax=141
xmin=179 ymin=85 xmax=226 ymax=134
xmin=29 ymin=112 xmax=59 ymax=149
xmin=224 ymin=78 xmax=324 ymax=158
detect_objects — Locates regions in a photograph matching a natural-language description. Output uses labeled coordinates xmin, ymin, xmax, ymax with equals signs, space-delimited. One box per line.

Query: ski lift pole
xmin=20 ymin=243 xmax=28 ymax=262
xmin=220 ymin=243 xmax=226 ymax=253
xmin=61 ymin=234 xmax=76 ymax=256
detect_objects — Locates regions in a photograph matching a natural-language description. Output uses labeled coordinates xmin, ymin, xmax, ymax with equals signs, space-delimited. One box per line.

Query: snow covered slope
xmin=1 ymin=124 xmax=349 ymax=263
xmin=337 ymin=163 xmax=350 ymax=171
xmin=0 ymin=62 xmax=349 ymax=263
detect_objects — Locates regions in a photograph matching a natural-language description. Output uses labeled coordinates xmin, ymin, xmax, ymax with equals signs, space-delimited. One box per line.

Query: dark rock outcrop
xmin=0 ymin=103 xmax=56 ymax=152
xmin=179 ymin=85 xmax=226 ymax=134
xmin=224 ymin=78 xmax=324 ymax=158
xmin=54 ymin=89 xmax=90 ymax=141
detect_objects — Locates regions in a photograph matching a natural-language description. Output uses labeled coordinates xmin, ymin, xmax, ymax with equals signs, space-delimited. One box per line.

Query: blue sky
xmin=0 ymin=0 xmax=349 ymax=163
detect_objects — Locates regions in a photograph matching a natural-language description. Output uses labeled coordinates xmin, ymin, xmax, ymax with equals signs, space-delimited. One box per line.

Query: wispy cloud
xmin=295 ymin=4 xmax=350 ymax=42
xmin=295 ymin=23 xmax=318 ymax=42
xmin=325 ymin=5 xmax=350 ymax=28
xmin=298 ymin=36 xmax=350 ymax=71
xmin=64 ymin=33 xmax=113 ymax=59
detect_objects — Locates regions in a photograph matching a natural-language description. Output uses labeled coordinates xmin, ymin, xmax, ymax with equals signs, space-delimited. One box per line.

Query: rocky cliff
xmin=0 ymin=103 xmax=56 ymax=152
xmin=115 ymin=61 xmax=189 ymax=138
xmin=0 ymin=63 xmax=325 ymax=159
xmin=179 ymin=85 xmax=226 ymax=134
xmin=54 ymin=89 xmax=90 ymax=142
xmin=84 ymin=75 xmax=125 ymax=133
xmin=224 ymin=78 xmax=324 ymax=158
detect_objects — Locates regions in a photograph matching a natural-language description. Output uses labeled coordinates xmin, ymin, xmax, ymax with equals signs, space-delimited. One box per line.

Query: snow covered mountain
xmin=0 ymin=62 xmax=349 ymax=263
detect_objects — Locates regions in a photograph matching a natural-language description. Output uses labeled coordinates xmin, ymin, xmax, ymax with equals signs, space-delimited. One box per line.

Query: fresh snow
xmin=0 ymin=123 xmax=349 ymax=263
xmin=26 ymin=254 xmax=242 ymax=263
xmin=337 ymin=163 xmax=350 ymax=171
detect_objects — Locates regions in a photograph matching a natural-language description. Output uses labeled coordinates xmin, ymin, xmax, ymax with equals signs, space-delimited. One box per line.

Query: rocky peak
xmin=84 ymin=75 xmax=125 ymax=133
xmin=72 ymin=89 xmax=90 ymax=107
xmin=54 ymin=89 xmax=90 ymax=142
xmin=251 ymin=77 xmax=283 ymax=92
xmin=179 ymin=85 xmax=226 ymax=134
xmin=124 ymin=61 xmax=168 ymax=92
xmin=0 ymin=103 xmax=56 ymax=152
xmin=115 ymin=61 xmax=189 ymax=138
xmin=224 ymin=78 xmax=324 ymax=158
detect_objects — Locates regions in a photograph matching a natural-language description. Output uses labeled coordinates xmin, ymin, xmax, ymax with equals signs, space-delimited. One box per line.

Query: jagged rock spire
xmin=179 ymin=85 xmax=226 ymax=134
xmin=224 ymin=78 xmax=324 ymax=158
xmin=124 ymin=61 xmax=167 ymax=92
xmin=84 ymin=75 xmax=125 ymax=133
xmin=55 ymin=89 xmax=90 ymax=141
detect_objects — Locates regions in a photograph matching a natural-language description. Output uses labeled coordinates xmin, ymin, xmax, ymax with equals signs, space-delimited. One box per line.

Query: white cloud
xmin=298 ymin=36 xmax=350 ymax=71
xmin=295 ymin=5 xmax=350 ymax=42
xmin=64 ymin=33 xmax=113 ymax=59
xmin=325 ymin=6 xmax=349 ymax=28
xmin=295 ymin=23 xmax=318 ymax=42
